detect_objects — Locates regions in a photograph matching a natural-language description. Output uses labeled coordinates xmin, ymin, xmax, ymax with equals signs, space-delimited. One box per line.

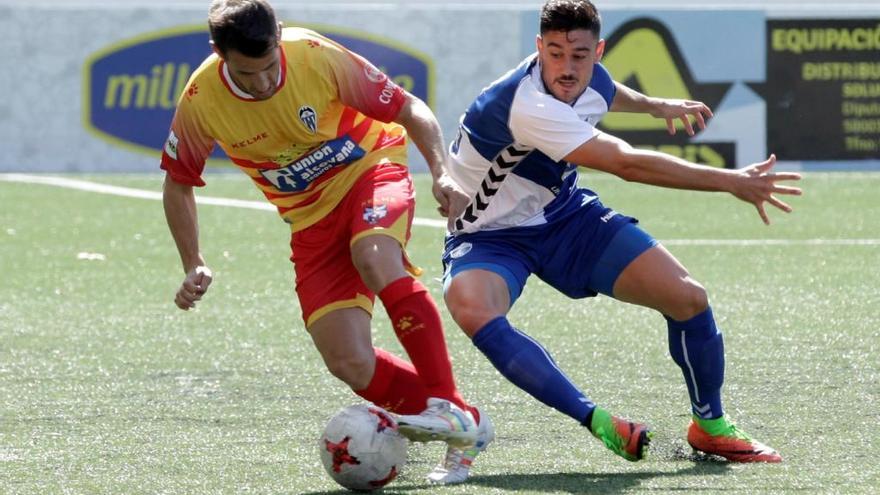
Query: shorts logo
xmin=449 ymin=242 xmax=473 ymax=259
xmin=164 ymin=130 xmax=179 ymax=159
xmin=600 ymin=210 xmax=618 ymax=223
xmin=363 ymin=204 xmax=388 ymax=224
xmin=299 ymin=105 xmax=318 ymax=134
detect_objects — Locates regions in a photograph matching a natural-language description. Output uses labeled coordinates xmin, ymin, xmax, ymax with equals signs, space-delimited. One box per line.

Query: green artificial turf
xmin=0 ymin=172 xmax=877 ymax=493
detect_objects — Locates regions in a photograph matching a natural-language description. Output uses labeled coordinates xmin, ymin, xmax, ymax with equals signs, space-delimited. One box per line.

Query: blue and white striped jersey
xmin=448 ymin=54 xmax=616 ymax=234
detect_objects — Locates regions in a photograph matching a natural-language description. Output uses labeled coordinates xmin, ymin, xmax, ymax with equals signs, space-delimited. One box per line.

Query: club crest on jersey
xmin=363 ymin=204 xmax=388 ymax=224
xmin=298 ymin=105 xmax=318 ymax=134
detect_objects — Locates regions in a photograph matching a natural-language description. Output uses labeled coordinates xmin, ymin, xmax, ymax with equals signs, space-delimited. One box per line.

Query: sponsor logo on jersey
xmin=231 ymin=131 xmax=269 ymax=149
xmin=164 ymin=130 xmax=179 ymax=159
xmin=84 ymin=25 xmax=432 ymax=161
xmin=378 ymin=80 xmax=398 ymax=105
xmin=259 ymin=134 xmax=365 ymax=192
xmin=299 ymin=105 xmax=318 ymax=134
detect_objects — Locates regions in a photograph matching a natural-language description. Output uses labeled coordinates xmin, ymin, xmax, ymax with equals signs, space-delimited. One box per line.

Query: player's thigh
xmin=348 ymin=163 xmax=416 ymax=291
xmin=308 ymin=307 xmax=376 ymax=386
xmin=292 ymin=213 xmax=373 ymax=329
xmin=350 ymin=234 xmax=409 ymax=292
xmin=612 ymin=243 xmax=708 ymax=319
xmin=309 ymin=307 xmax=374 ymax=356
xmin=441 ymin=234 xmax=532 ymax=335
xmin=537 ymin=209 xmax=650 ymax=299
xmin=585 ymin=221 xmax=659 ymax=297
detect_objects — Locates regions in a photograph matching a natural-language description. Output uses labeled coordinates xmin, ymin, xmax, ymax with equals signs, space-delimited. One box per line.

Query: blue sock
xmin=666 ymin=306 xmax=725 ymax=419
xmin=472 ymin=316 xmax=595 ymax=424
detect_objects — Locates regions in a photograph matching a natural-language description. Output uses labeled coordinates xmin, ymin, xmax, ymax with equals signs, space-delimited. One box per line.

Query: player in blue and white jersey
xmin=430 ymin=0 xmax=802 ymax=483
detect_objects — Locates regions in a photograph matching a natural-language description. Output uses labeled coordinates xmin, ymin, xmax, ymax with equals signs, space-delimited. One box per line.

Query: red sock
xmin=378 ymin=276 xmax=475 ymax=418
xmin=354 ymin=347 xmax=429 ymax=414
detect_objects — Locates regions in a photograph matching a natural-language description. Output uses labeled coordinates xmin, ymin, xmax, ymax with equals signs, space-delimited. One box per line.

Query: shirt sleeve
xmin=159 ymin=92 xmax=215 ymax=187
xmin=318 ymin=37 xmax=407 ymax=123
xmin=509 ymin=86 xmax=598 ymax=163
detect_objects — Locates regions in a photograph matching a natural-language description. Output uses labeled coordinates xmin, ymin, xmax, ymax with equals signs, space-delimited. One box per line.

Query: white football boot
xmin=396 ymin=397 xmax=478 ymax=448
xmin=427 ymin=407 xmax=495 ymax=484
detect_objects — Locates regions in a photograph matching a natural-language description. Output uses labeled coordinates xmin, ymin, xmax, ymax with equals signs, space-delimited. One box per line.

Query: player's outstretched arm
xmin=610 ymin=81 xmax=713 ymax=136
xmin=564 ymin=132 xmax=802 ymax=224
xmin=163 ymin=175 xmax=212 ymax=310
xmin=394 ymin=93 xmax=469 ymax=226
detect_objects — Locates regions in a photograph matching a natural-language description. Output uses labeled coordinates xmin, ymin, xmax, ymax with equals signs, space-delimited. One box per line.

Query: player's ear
xmin=209 ymin=40 xmax=224 ymax=59
xmin=276 ymin=22 xmax=283 ymax=43
xmin=596 ymin=38 xmax=606 ymax=61
xmin=535 ymin=34 xmax=543 ymax=54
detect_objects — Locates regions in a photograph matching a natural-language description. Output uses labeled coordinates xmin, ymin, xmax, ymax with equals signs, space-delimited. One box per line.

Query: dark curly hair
xmin=208 ymin=0 xmax=279 ymax=57
xmin=540 ymin=0 xmax=601 ymax=37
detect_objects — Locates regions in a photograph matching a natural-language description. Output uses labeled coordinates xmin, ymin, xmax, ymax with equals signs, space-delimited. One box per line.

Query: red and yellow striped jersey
xmin=160 ymin=27 xmax=408 ymax=231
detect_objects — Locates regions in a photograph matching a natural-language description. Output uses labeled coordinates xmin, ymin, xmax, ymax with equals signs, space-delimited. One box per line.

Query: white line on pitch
xmin=0 ymin=173 xmax=446 ymax=227
xmin=662 ymin=239 xmax=880 ymax=246
xmin=3 ymin=173 xmax=878 ymax=245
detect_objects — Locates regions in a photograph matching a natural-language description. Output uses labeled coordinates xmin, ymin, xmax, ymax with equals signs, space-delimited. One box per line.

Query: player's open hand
xmin=175 ymin=265 xmax=213 ymax=310
xmin=650 ymin=98 xmax=714 ymax=136
xmin=730 ymin=154 xmax=803 ymax=225
xmin=432 ymin=172 xmax=470 ymax=229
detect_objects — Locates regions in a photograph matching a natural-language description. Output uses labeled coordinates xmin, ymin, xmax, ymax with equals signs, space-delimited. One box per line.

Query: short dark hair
xmin=208 ymin=0 xmax=279 ymax=57
xmin=540 ymin=0 xmax=601 ymax=37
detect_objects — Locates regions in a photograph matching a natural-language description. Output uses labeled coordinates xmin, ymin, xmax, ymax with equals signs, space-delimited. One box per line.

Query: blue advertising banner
xmin=83 ymin=24 xmax=433 ymax=161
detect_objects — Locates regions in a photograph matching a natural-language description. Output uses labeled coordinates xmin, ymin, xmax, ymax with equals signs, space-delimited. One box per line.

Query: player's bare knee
xmin=667 ymin=278 xmax=709 ymax=321
xmin=446 ymin=296 xmax=497 ymax=337
xmin=354 ymin=261 xmax=380 ymax=289
xmin=324 ymin=354 xmax=374 ymax=390
xmin=352 ymin=244 xmax=405 ymax=292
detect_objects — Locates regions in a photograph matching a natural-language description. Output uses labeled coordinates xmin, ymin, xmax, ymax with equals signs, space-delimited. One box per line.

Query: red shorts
xmin=291 ymin=162 xmax=417 ymax=327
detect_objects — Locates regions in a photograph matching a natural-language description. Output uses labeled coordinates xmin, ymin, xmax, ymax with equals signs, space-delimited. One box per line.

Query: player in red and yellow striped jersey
xmin=160 ymin=1 xmax=491 ymax=476
xmin=162 ymin=24 xmax=410 ymax=232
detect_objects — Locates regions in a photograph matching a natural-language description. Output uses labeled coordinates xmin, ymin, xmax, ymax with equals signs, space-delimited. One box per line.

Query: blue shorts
xmin=442 ymin=199 xmax=657 ymax=305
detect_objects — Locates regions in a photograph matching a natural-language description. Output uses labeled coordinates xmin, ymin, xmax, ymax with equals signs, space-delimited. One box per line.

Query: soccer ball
xmin=318 ymin=404 xmax=408 ymax=491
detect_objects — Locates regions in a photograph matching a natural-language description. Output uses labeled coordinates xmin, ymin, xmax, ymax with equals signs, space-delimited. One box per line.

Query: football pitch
xmin=1 ymin=172 xmax=877 ymax=494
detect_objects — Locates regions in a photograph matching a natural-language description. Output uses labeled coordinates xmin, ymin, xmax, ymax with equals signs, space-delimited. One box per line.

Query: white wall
xmin=1 ymin=0 xmax=879 ymax=172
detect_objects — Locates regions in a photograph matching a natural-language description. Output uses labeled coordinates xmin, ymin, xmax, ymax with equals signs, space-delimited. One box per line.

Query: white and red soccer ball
xmin=318 ymin=404 xmax=408 ymax=491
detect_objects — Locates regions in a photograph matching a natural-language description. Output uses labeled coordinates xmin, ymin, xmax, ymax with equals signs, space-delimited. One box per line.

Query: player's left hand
xmin=432 ymin=172 xmax=470 ymax=229
xmin=175 ymin=265 xmax=213 ymax=310
xmin=649 ymin=98 xmax=714 ymax=136
xmin=730 ymin=154 xmax=803 ymax=225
